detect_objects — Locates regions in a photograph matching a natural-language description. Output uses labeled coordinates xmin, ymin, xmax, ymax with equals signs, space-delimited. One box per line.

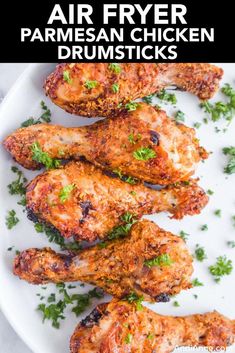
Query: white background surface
xmin=0 ymin=64 xmax=32 ymax=353
xmin=0 ymin=64 xmax=235 ymax=353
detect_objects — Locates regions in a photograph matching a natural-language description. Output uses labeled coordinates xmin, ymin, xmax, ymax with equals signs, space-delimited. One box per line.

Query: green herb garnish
xmin=194 ymin=122 xmax=201 ymax=129
xmin=8 ymin=166 xmax=27 ymax=206
xmin=223 ymin=146 xmax=235 ymax=174
xmin=63 ymin=70 xmax=72 ymax=84
xmin=124 ymin=333 xmax=133 ymax=344
xmin=179 ymin=230 xmax=189 ymax=241
xmin=112 ymin=83 xmax=119 ymax=93
xmin=214 ymin=209 xmax=221 ymax=217
xmin=59 ymin=184 xmax=76 ymax=203
xmin=209 ymin=256 xmax=233 ymax=282
xmin=133 ymin=147 xmax=156 ymax=161
xmin=31 ymin=142 xmax=61 ymax=169
xmin=227 ymin=241 xmax=235 ymax=248
xmin=207 ymin=189 xmax=214 ymax=195
xmin=173 ymin=301 xmax=180 ymax=307
xmin=192 ymin=278 xmax=204 ymax=287
xmin=84 ymin=80 xmax=98 ymax=89
xmin=156 ymin=89 xmax=177 ymax=104
xmin=113 ymin=168 xmax=138 ymax=185
xmin=109 ymin=63 xmax=122 ymax=74
xmin=21 ymin=101 xmax=51 ymax=127
xmin=200 ymin=224 xmax=208 ymax=231
xmin=125 ymin=102 xmax=139 ymax=112
xmin=195 ymin=244 xmax=207 ymax=262
xmin=108 ymin=212 xmax=137 ymax=240
xmin=6 ymin=210 xmax=19 ymax=229
xmin=144 ymin=254 xmax=173 ymax=268
xmin=124 ymin=292 xmax=144 ymax=311
xmin=175 ymin=111 xmax=185 ymax=122
xmin=142 ymin=94 xmax=154 ymax=105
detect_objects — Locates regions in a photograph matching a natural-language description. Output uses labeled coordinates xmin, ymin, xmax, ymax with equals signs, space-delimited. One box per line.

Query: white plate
xmin=0 ymin=63 xmax=235 ymax=353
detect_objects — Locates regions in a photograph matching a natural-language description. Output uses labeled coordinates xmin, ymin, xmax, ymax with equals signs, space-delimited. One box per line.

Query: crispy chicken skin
xmin=3 ymin=104 xmax=208 ymax=185
xmin=44 ymin=63 xmax=223 ymax=117
xmin=26 ymin=160 xmax=208 ymax=241
xmin=13 ymin=220 xmax=193 ymax=301
xmin=70 ymin=300 xmax=235 ymax=353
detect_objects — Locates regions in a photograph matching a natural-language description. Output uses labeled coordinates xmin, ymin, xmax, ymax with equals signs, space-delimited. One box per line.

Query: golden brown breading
xmin=3 ymin=104 xmax=208 ymax=185
xmin=13 ymin=220 xmax=193 ymax=301
xmin=70 ymin=300 xmax=235 ymax=353
xmin=26 ymin=160 xmax=208 ymax=241
xmin=44 ymin=63 xmax=223 ymax=117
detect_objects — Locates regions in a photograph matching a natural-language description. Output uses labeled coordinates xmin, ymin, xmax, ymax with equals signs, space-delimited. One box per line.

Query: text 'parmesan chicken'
xmin=3 ymin=104 xmax=208 ymax=185
xmin=70 ymin=300 xmax=235 ymax=353
xmin=26 ymin=160 xmax=208 ymax=241
xmin=44 ymin=63 xmax=223 ymax=117
xmin=13 ymin=220 xmax=193 ymax=302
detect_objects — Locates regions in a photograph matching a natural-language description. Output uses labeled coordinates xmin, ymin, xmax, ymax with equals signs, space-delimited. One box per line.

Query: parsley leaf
xmin=156 ymin=89 xmax=177 ymax=105
xmin=173 ymin=301 xmax=180 ymax=307
xmin=192 ymin=278 xmax=204 ymax=287
xmin=223 ymin=146 xmax=235 ymax=174
xmin=125 ymin=102 xmax=139 ymax=112
xmin=142 ymin=94 xmax=154 ymax=105
xmin=108 ymin=212 xmax=137 ymax=240
xmin=227 ymin=241 xmax=235 ymax=248
xmin=6 ymin=210 xmax=19 ymax=229
xmin=21 ymin=101 xmax=51 ymax=127
xmin=108 ymin=63 xmax=122 ymax=74
xmin=133 ymin=147 xmax=156 ymax=161
xmin=113 ymin=168 xmax=138 ymax=185
xmin=63 ymin=70 xmax=72 ymax=84
xmin=144 ymin=254 xmax=173 ymax=268
xmin=84 ymin=80 xmax=98 ymax=89
xmin=124 ymin=292 xmax=144 ymax=311
xmin=200 ymin=224 xmax=208 ymax=231
xmin=59 ymin=184 xmax=76 ymax=203
xmin=124 ymin=333 xmax=133 ymax=344
xmin=111 ymin=83 xmax=119 ymax=93
xmin=209 ymin=256 xmax=233 ymax=282
xmin=175 ymin=110 xmax=185 ymax=122
xmin=179 ymin=230 xmax=189 ymax=241
xmin=195 ymin=244 xmax=207 ymax=262
xmin=8 ymin=166 xmax=27 ymax=206
xmin=128 ymin=132 xmax=142 ymax=145
xmin=31 ymin=142 xmax=61 ymax=169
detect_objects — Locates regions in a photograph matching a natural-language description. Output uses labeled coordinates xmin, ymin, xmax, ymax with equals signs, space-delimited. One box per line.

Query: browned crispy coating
xmin=44 ymin=63 xmax=223 ymax=117
xmin=25 ymin=160 xmax=208 ymax=241
xmin=70 ymin=300 xmax=235 ymax=353
xmin=13 ymin=220 xmax=193 ymax=301
xmin=3 ymin=104 xmax=208 ymax=185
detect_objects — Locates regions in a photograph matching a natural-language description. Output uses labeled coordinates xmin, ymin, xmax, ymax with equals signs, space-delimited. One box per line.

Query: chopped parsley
xmin=108 ymin=63 xmax=121 ymax=74
xmin=207 ymin=189 xmax=214 ymax=195
xmin=156 ymin=89 xmax=177 ymax=105
xmin=209 ymin=256 xmax=233 ymax=282
xmin=84 ymin=80 xmax=98 ymax=89
xmin=173 ymin=301 xmax=180 ymax=307
xmin=223 ymin=146 xmax=235 ymax=174
xmin=59 ymin=184 xmax=76 ymax=203
xmin=113 ymin=168 xmax=138 ymax=185
xmin=192 ymin=278 xmax=204 ymax=287
xmin=31 ymin=142 xmax=61 ymax=169
xmin=195 ymin=244 xmax=207 ymax=262
xmin=111 ymin=83 xmax=119 ymax=93
xmin=194 ymin=122 xmax=201 ymax=129
xmin=128 ymin=132 xmax=142 ymax=145
xmin=175 ymin=110 xmax=185 ymax=122
xmin=179 ymin=230 xmax=189 ymax=241
xmin=34 ymin=222 xmax=81 ymax=251
xmin=63 ymin=70 xmax=72 ymax=84
xmin=108 ymin=212 xmax=137 ymax=240
xmin=200 ymin=84 xmax=235 ymax=123
xmin=214 ymin=209 xmax=221 ymax=217
xmin=133 ymin=147 xmax=156 ymax=161
xmin=124 ymin=292 xmax=144 ymax=311
xmin=124 ymin=333 xmax=133 ymax=344
xmin=200 ymin=224 xmax=208 ymax=231
xmin=147 ymin=333 xmax=154 ymax=340
xmin=125 ymin=101 xmax=139 ymax=112
xmin=6 ymin=210 xmax=19 ymax=229
xmin=37 ymin=284 xmax=103 ymax=328
xmin=21 ymin=101 xmax=51 ymax=127
xmin=142 ymin=94 xmax=154 ymax=104
xmin=227 ymin=241 xmax=235 ymax=248
xmin=144 ymin=254 xmax=173 ymax=268
xmin=8 ymin=166 xmax=27 ymax=206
